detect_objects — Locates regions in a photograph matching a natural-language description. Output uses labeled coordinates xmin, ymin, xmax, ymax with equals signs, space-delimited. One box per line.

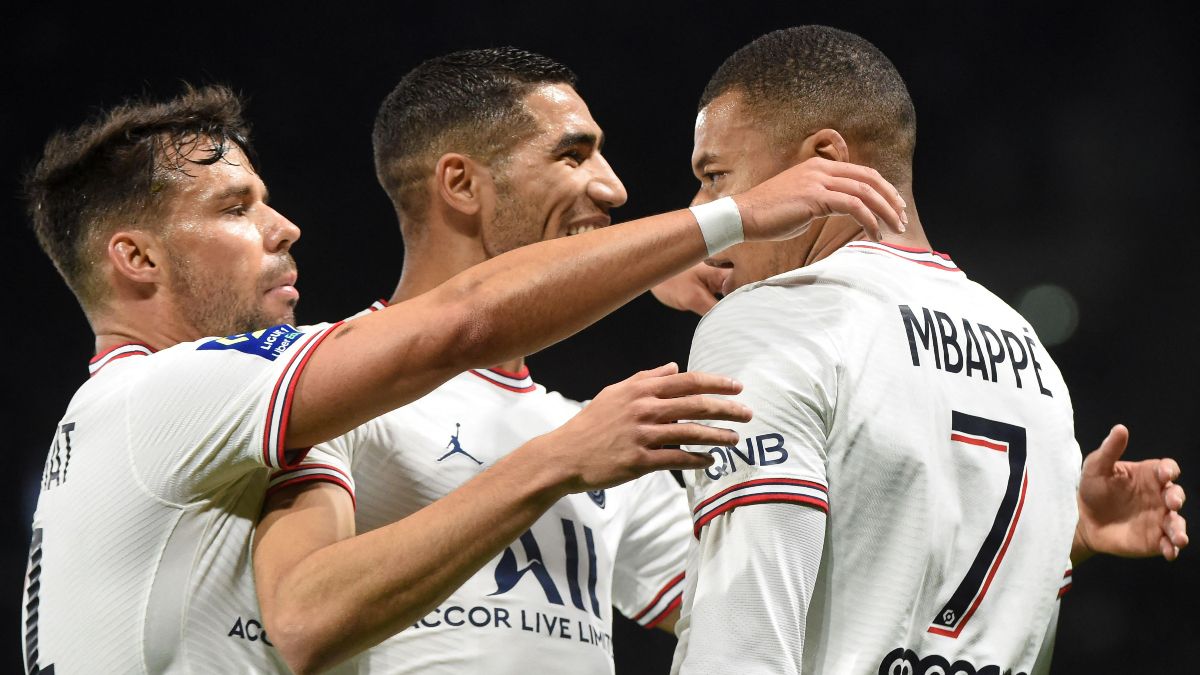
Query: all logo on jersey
xmin=197 ymin=324 xmax=304 ymax=361
xmin=438 ymin=423 xmax=483 ymax=465
xmin=587 ymin=490 xmax=606 ymax=509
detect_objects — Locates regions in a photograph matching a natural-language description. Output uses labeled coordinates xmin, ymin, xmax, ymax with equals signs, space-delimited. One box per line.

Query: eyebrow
xmin=692 ymin=151 xmax=717 ymax=174
xmin=212 ymin=184 xmax=269 ymax=204
xmin=550 ymin=131 xmax=603 ymax=155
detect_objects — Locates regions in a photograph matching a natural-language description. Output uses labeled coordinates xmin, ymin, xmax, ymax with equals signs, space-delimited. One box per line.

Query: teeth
xmin=567 ymin=224 xmax=597 ymax=236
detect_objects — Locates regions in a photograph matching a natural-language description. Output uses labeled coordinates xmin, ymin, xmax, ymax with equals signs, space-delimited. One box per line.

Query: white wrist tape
xmin=689 ymin=196 xmax=744 ymax=256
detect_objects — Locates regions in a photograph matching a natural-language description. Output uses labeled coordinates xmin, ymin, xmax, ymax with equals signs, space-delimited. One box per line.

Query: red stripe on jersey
xmin=928 ymin=471 xmax=1029 ymax=638
xmin=693 ymin=493 xmax=829 ymax=538
xmin=89 ymin=341 xmax=154 ymax=364
xmin=632 ymin=571 xmax=685 ymax=623
xmin=266 ymin=474 xmax=356 ymax=509
xmin=693 ymin=478 xmax=828 ymax=514
xmin=950 ymin=433 xmax=1007 ymax=452
xmin=845 ymin=243 xmax=960 ymax=271
xmin=467 ymin=369 xmax=537 ymax=393
xmin=368 ymin=298 xmax=389 ymax=311
xmin=1057 ymin=583 xmax=1072 ymax=599
xmin=643 ymin=594 xmax=683 ymax=630
xmin=262 ymin=323 xmax=343 ymax=469
xmin=270 ymin=462 xmax=352 ymax=484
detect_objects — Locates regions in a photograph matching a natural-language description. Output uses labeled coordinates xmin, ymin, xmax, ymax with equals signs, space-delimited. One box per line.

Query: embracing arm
xmin=285 ymin=159 xmax=907 ymax=449
xmin=256 ymin=365 xmax=753 ymax=674
xmin=1072 ymin=424 xmax=1188 ymax=565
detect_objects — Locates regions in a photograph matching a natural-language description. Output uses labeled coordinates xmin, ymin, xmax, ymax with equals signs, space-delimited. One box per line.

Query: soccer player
xmin=20 ymin=84 xmax=908 ymax=673
xmin=667 ymin=26 xmax=1189 ymax=674
xmin=255 ymin=47 xmax=899 ymax=674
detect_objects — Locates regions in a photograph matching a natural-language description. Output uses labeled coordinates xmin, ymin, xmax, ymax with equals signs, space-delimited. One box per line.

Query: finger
xmin=1165 ymin=482 xmax=1186 ymax=511
xmin=1161 ymin=535 xmax=1178 ymax=561
xmin=819 ymin=192 xmax=881 ymax=241
xmin=826 ymin=161 xmax=908 ymax=231
xmin=1164 ymin=511 xmax=1188 ymax=548
xmin=1084 ymin=424 xmax=1128 ymax=476
xmin=650 ymin=370 xmax=744 ymax=398
xmin=699 ymin=264 xmax=730 ymax=295
xmin=629 ymin=362 xmax=679 ymax=381
xmin=639 ymin=448 xmax=716 ymax=472
xmin=823 ymin=176 xmax=903 ymax=236
xmin=645 ymin=422 xmax=740 ymax=447
xmin=652 ymin=394 xmax=753 ymax=424
xmin=1156 ymin=457 xmax=1182 ymax=484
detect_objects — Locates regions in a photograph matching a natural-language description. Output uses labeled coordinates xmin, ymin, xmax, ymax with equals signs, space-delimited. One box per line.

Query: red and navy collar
xmin=469 ymin=366 xmax=536 ymax=393
xmin=844 ymin=241 xmax=960 ymax=272
xmin=365 ymin=298 xmax=389 ymax=312
xmin=89 ymin=342 xmax=155 ymax=377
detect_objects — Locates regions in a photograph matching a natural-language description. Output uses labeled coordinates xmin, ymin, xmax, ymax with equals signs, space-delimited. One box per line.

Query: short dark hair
xmin=373 ymin=47 xmax=577 ymax=222
xmin=24 ymin=84 xmax=254 ymax=311
xmin=700 ymin=26 xmax=916 ymax=184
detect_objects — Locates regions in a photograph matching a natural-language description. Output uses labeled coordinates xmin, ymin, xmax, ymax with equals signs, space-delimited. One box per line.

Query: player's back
xmin=681 ymin=242 xmax=1080 ymax=675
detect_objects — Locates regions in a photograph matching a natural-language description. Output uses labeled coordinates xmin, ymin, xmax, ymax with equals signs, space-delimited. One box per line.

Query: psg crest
xmin=587 ymin=490 xmax=606 ymax=509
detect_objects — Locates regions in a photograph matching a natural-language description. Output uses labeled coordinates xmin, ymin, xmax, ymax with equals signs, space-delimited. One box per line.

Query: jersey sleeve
xmin=266 ymin=434 xmax=358 ymax=507
xmin=684 ymin=285 xmax=840 ymax=537
xmin=610 ymin=470 xmax=692 ymax=629
xmin=125 ymin=322 xmax=341 ymax=502
xmin=672 ymin=503 xmax=826 ymax=675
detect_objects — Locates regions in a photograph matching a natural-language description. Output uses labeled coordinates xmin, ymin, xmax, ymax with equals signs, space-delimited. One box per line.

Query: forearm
xmin=288 ymin=210 xmax=708 ymax=448
xmin=264 ymin=436 xmax=567 ymax=673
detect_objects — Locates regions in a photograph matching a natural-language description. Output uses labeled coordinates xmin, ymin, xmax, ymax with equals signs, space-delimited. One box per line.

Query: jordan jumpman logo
xmin=438 ymin=423 xmax=483 ymax=465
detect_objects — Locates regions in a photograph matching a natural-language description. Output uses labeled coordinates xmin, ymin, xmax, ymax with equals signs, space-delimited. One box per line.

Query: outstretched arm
xmin=285 ymin=159 xmax=908 ymax=449
xmin=1072 ymin=424 xmax=1189 ymax=565
xmin=256 ymin=364 xmax=751 ymax=675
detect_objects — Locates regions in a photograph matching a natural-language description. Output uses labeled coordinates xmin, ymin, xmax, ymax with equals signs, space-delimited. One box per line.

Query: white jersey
xmin=271 ymin=353 xmax=692 ymax=675
xmin=22 ymin=323 xmax=338 ymax=674
xmin=671 ymin=242 xmax=1081 ymax=675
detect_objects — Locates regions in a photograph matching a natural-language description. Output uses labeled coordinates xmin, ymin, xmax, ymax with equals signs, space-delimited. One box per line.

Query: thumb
xmin=1085 ymin=424 xmax=1129 ymax=476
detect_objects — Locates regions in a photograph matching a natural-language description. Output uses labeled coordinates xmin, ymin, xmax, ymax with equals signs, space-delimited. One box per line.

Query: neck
xmin=388 ymin=219 xmax=525 ymax=375
xmin=805 ymin=187 xmax=930 ymax=265
xmin=90 ymin=300 xmax=198 ymax=355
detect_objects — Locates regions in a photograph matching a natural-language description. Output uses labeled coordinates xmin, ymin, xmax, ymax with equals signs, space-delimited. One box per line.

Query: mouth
xmin=564 ymin=214 xmax=612 ymax=237
xmin=264 ymin=269 xmax=300 ymax=302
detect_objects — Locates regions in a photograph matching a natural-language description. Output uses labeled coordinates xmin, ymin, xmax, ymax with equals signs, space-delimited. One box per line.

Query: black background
xmin=3 ymin=3 xmax=1196 ymax=673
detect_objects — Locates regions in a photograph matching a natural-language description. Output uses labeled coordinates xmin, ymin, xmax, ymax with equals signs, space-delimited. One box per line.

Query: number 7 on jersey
xmin=928 ymin=411 xmax=1028 ymax=638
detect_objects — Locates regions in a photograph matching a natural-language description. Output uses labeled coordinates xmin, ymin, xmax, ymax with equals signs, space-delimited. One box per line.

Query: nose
xmin=690 ymin=189 xmax=714 ymax=208
xmin=264 ymin=206 xmax=302 ymax=253
xmin=586 ymin=152 xmax=628 ymax=209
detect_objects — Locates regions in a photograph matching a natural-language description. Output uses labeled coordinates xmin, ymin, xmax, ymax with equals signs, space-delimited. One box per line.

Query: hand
xmin=651 ymin=263 xmax=729 ymax=316
xmin=542 ymin=362 xmax=749 ymax=493
xmin=734 ymin=157 xmax=908 ymax=243
xmin=1073 ymin=424 xmax=1188 ymax=564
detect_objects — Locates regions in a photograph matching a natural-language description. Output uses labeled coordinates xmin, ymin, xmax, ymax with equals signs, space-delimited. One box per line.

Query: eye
xmin=224 ymin=204 xmax=249 ymax=217
xmin=703 ymin=171 xmax=726 ymax=186
xmin=561 ymin=149 xmax=586 ymax=165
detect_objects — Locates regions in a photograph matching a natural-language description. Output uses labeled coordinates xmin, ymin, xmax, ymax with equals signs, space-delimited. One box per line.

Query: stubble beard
xmin=169 ymin=253 xmax=297 ymax=338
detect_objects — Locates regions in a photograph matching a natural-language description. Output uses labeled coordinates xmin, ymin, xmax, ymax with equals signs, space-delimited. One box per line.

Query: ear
xmin=797 ymin=128 xmax=851 ymax=164
xmin=434 ymin=153 xmax=491 ymax=217
xmin=107 ymin=230 xmax=165 ymax=286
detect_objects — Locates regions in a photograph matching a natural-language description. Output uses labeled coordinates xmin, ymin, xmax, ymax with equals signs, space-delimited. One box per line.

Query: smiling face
xmin=481 ymin=84 xmax=627 ymax=256
xmin=157 ymin=141 xmax=302 ymax=337
xmin=691 ymin=91 xmax=813 ymax=294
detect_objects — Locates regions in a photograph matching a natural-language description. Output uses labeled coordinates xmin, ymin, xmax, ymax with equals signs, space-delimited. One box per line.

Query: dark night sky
xmin=3 ymin=3 xmax=1197 ymax=673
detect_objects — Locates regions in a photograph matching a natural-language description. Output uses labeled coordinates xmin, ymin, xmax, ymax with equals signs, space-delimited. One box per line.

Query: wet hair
xmin=24 ymin=84 xmax=255 ymax=311
xmin=700 ymin=26 xmax=916 ymax=183
xmin=372 ymin=46 xmax=577 ymax=222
